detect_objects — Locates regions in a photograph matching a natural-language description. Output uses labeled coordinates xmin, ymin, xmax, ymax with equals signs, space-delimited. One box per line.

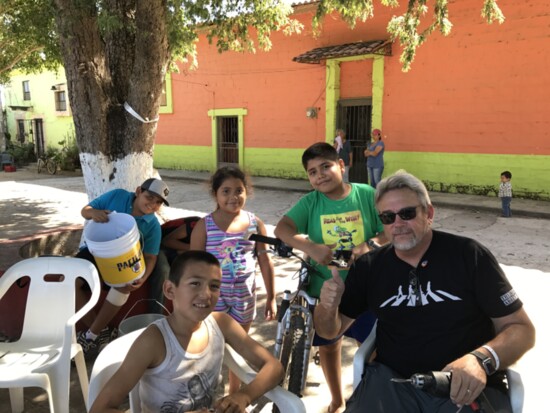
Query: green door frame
xmin=325 ymin=55 xmax=385 ymax=143
xmin=207 ymin=108 xmax=248 ymax=170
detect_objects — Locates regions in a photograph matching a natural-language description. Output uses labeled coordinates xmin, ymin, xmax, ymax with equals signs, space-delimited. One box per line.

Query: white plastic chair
xmin=0 ymin=256 xmax=101 ymax=413
xmin=89 ymin=328 xmax=306 ymax=413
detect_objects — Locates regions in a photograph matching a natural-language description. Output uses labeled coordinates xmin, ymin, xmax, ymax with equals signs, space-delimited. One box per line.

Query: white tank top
xmin=139 ymin=315 xmax=225 ymax=413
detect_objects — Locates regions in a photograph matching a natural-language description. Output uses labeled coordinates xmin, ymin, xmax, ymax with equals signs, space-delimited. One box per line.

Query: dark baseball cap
xmin=141 ymin=178 xmax=170 ymax=206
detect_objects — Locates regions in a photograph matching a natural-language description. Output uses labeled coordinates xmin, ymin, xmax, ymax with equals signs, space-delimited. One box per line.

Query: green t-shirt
xmin=285 ymin=183 xmax=384 ymax=297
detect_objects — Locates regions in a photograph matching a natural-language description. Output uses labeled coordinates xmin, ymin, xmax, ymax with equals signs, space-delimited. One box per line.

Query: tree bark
xmin=52 ymin=0 xmax=170 ymax=199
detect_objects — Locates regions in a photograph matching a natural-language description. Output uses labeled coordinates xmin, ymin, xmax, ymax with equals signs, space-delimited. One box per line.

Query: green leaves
xmin=0 ymin=0 xmax=507 ymax=83
xmin=482 ymin=0 xmax=505 ymax=24
xmin=0 ymin=0 xmax=60 ymax=84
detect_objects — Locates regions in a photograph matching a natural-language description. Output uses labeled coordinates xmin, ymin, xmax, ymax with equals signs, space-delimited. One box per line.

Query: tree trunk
xmin=0 ymin=93 xmax=5 ymax=152
xmin=52 ymin=0 xmax=170 ymax=200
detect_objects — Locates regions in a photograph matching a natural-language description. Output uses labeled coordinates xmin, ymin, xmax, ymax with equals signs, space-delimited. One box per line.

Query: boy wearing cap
xmin=75 ymin=178 xmax=169 ymax=358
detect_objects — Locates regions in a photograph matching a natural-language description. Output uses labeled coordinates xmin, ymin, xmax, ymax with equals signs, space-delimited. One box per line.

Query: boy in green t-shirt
xmin=275 ymin=142 xmax=386 ymax=413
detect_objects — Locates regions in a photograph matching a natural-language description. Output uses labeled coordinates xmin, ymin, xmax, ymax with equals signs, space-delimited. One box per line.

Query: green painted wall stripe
xmin=154 ymin=145 xmax=306 ymax=178
xmin=385 ymin=152 xmax=550 ymax=199
xmin=241 ymin=147 xmax=306 ymax=178
xmin=154 ymin=145 xmax=213 ymax=171
xmin=154 ymin=146 xmax=550 ymax=199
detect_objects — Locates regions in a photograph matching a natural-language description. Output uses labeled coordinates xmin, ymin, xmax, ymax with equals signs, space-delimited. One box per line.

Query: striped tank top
xmin=205 ymin=211 xmax=258 ymax=284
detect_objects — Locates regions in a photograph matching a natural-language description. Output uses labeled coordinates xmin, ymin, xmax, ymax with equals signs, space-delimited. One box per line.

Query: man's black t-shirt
xmin=340 ymin=230 xmax=522 ymax=378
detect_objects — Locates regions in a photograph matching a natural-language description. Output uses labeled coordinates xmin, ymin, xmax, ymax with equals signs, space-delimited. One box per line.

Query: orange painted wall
xmin=156 ymin=0 xmax=550 ymax=155
xmin=381 ymin=0 xmax=550 ymax=155
xmin=340 ymin=59 xmax=373 ymax=99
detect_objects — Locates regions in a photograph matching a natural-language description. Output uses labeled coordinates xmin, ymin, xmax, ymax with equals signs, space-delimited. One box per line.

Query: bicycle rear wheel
xmin=46 ymin=159 xmax=57 ymax=174
xmin=37 ymin=159 xmax=44 ymax=173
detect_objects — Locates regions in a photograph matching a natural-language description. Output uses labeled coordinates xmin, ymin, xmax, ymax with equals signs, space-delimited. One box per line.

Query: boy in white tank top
xmin=90 ymin=250 xmax=283 ymax=413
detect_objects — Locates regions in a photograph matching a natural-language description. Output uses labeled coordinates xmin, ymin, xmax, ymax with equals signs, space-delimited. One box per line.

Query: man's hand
xmin=443 ymin=354 xmax=487 ymax=408
xmin=319 ymin=268 xmax=345 ymax=311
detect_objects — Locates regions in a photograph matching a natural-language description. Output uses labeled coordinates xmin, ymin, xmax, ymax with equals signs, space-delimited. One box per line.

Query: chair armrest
xmin=352 ymin=320 xmax=377 ymax=390
xmin=506 ymin=366 xmax=524 ymax=413
xmin=223 ymin=345 xmax=306 ymax=413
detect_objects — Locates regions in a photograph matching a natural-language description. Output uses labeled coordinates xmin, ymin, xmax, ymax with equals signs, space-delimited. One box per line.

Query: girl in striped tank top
xmin=190 ymin=166 xmax=276 ymax=394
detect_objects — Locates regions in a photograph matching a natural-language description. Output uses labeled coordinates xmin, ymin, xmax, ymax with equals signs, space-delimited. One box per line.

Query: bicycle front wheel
xmin=37 ymin=159 xmax=44 ymax=173
xmin=272 ymin=314 xmax=307 ymax=413
xmin=46 ymin=160 xmax=57 ymax=174
xmin=287 ymin=314 xmax=307 ymax=396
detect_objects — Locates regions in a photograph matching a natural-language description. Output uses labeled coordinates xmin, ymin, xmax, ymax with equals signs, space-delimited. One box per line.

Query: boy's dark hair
xmin=169 ymin=250 xmax=220 ymax=285
xmin=210 ymin=165 xmax=251 ymax=196
xmin=302 ymin=142 xmax=339 ymax=170
xmin=501 ymin=171 xmax=512 ymax=179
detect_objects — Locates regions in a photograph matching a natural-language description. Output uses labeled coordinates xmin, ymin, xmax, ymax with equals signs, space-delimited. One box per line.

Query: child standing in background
xmin=499 ymin=170 xmax=513 ymax=217
xmin=190 ymin=166 xmax=276 ymax=394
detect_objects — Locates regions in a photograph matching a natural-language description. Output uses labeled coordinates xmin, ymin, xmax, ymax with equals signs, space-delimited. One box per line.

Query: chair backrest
xmin=89 ymin=330 xmax=142 ymax=412
xmin=0 ymin=257 xmax=100 ymax=344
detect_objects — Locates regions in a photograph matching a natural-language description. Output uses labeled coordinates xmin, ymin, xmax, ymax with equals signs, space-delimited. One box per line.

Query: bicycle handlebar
xmin=249 ymin=233 xmax=353 ymax=268
xmin=249 ymin=234 xmax=295 ymax=258
xmin=248 ymin=233 xmax=281 ymax=246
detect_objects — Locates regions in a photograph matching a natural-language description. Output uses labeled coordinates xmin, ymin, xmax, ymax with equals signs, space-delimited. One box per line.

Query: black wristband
xmin=469 ymin=350 xmax=496 ymax=376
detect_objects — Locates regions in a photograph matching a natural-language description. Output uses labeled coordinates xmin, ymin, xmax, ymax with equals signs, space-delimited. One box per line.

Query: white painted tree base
xmin=80 ymin=152 xmax=155 ymax=200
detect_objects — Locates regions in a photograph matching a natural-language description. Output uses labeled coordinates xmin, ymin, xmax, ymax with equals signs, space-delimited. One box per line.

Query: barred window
xmin=55 ymin=91 xmax=67 ymax=111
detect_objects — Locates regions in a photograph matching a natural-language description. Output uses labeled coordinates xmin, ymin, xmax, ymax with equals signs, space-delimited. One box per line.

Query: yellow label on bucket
xmin=95 ymin=241 xmax=146 ymax=286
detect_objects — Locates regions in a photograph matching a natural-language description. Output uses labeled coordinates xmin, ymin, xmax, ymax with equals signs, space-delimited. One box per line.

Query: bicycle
xmin=249 ymin=234 xmax=351 ymax=410
xmin=37 ymin=153 xmax=58 ymax=175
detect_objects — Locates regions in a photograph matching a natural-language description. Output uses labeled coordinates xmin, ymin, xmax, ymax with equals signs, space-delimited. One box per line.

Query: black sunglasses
xmin=378 ymin=206 xmax=420 ymax=225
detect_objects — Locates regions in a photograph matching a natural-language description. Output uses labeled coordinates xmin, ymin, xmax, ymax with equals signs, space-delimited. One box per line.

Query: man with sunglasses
xmin=315 ymin=171 xmax=535 ymax=413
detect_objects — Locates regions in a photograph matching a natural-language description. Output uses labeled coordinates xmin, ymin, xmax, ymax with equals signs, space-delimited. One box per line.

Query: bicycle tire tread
xmin=288 ymin=314 xmax=306 ymax=396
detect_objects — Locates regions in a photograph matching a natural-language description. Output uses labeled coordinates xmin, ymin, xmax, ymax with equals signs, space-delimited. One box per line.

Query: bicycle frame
xmin=249 ymin=233 xmax=321 ymax=396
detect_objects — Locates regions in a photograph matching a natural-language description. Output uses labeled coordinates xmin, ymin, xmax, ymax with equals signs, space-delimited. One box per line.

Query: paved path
xmin=1 ymin=165 xmax=549 ymax=412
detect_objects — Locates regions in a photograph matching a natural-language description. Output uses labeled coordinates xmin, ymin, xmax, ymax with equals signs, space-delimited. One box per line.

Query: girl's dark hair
xmin=301 ymin=142 xmax=339 ymax=170
xmin=169 ymin=250 xmax=220 ymax=285
xmin=210 ymin=165 xmax=251 ymax=196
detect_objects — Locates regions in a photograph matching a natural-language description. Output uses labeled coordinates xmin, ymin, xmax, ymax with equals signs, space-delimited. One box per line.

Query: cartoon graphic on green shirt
xmin=321 ymin=211 xmax=364 ymax=252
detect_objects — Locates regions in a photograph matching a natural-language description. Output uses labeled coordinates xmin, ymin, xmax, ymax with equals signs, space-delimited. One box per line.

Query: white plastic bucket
xmin=118 ymin=300 xmax=170 ymax=336
xmin=83 ymin=212 xmax=145 ymax=287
